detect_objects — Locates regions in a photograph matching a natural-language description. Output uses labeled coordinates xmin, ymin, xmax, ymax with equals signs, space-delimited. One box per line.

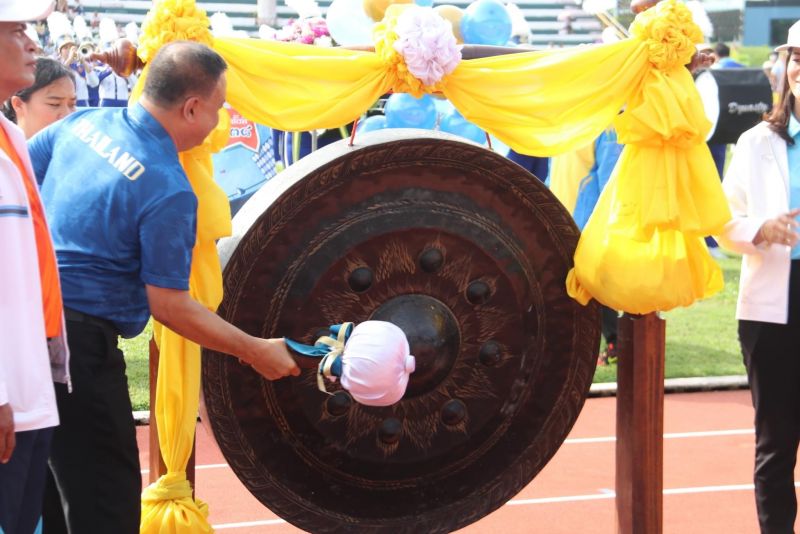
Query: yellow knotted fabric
xmin=133 ymin=2 xmax=232 ymax=533
xmin=565 ymin=0 xmax=732 ymax=313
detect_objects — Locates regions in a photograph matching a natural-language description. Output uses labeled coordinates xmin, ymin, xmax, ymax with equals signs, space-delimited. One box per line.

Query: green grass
xmin=734 ymin=46 xmax=774 ymax=69
xmin=592 ymin=255 xmax=744 ymax=383
xmin=119 ymin=322 xmax=151 ymax=411
xmin=120 ymin=257 xmax=745 ymax=410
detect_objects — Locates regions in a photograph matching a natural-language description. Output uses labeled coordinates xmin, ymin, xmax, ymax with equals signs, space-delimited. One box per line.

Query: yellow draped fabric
xmin=135 ymin=0 xmax=732 ymax=530
xmin=133 ymin=5 xmax=232 ymax=531
xmin=564 ymin=5 xmax=732 ymax=313
xmin=140 ymin=105 xmax=231 ymax=534
xmin=547 ymin=140 xmax=596 ymax=214
xmin=211 ymin=0 xmax=731 ymax=312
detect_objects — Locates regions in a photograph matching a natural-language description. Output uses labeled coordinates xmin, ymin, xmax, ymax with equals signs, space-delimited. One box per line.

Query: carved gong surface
xmin=202 ymin=129 xmax=599 ymax=533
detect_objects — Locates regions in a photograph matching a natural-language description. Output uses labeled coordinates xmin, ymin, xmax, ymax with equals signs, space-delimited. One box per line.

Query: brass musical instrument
xmin=89 ymin=39 xmax=143 ymax=78
xmin=78 ymin=43 xmax=95 ymax=59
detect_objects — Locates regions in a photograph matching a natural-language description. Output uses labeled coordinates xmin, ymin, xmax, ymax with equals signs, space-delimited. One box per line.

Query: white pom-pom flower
xmin=393 ymin=6 xmax=462 ymax=88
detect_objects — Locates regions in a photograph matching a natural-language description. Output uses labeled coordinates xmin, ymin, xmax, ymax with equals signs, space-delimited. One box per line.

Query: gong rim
xmin=203 ymin=130 xmax=599 ymax=533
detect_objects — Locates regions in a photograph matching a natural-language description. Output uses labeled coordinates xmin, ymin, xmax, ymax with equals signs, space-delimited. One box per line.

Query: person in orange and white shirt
xmin=0 ymin=1 xmax=69 ymax=533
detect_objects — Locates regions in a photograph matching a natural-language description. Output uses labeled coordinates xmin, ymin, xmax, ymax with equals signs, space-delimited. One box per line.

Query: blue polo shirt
xmin=29 ymin=104 xmax=197 ymax=338
xmin=789 ymin=113 xmax=800 ymax=260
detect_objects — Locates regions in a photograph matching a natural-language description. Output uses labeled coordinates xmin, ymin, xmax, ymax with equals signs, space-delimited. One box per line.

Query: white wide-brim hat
xmin=776 ymin=20 xmax=800 ymax=52
xmin=0 ymin=0 xmax=54 ymax=22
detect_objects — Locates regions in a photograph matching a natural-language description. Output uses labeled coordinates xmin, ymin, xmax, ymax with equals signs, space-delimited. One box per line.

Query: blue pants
xmin=506 ymin=149 xmax=549 ymax=182
xmin=98 ymin=99 xmax=127 ymax=108
xmin=0 ymin=427 xmax=54 ymax=534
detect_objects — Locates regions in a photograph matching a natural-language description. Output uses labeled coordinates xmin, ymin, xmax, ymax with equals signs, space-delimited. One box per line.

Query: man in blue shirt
xmin=712 ymin=42 xmax=745 ymax=69
xmin=29 ymin=41 xmax=300 ymax=534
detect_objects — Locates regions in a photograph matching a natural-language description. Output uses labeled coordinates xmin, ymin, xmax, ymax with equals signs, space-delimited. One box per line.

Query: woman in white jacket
xmin=718 ymin=20 xmax=800 ymax=534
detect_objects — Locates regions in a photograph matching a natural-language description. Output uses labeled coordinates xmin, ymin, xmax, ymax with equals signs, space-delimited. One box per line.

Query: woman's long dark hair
xmin=766 ymin=49 xmax=795 ymax=146
xmin=2 ymin=57 xmax=75 ymax=123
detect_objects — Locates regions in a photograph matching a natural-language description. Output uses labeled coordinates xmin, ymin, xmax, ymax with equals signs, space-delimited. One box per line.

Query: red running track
xmin=136 ymin=389 xmax=797 ymax=533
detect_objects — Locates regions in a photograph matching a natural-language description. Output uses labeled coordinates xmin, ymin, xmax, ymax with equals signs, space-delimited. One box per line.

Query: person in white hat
xmin=0 ymin=1 xmax=69 ymax=533
xmin=716 ymin=18 xmax=800 ymax=534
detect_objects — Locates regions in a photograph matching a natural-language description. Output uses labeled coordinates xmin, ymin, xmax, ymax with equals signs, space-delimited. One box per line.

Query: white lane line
xmin=140 ymin=429 xmax=756 ymax=474
xmin=213 ymin=519 xmax=287 ymax=529
xmin=508 ymin=482 xmax=800 ymax=507
xmin=508 ymin=493 xmax=615 ymax=505
xmin=205 ymin=482 xmax=800 ymax=529
xmin=565 ymin=428 xmax=754 ymax=445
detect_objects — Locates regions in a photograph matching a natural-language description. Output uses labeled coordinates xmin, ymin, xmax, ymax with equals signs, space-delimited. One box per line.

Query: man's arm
xmin=83 ymin=63 xmax=99 ymax=88
xmin=145 ymin=285 xmax=300 ymax=381
xmin=27 ymin=122 xmax=58 ymax=186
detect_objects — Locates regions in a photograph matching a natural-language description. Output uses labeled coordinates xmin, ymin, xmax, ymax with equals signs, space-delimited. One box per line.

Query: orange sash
xmin=0 ymin=126 xmax=63 ymax=337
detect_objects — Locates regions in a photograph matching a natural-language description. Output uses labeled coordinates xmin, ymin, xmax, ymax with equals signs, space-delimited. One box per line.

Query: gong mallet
xmin=284 ymin=321 xmax=416 ymax=407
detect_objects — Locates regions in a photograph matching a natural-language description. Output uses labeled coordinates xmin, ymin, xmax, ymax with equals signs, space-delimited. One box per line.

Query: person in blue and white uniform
xmin=96 ymin=63 xmax=135 ymax=107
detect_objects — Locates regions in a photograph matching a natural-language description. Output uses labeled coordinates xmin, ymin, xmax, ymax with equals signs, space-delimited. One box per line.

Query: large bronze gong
xmin=202 ymin=129 xmax=600 ymax=532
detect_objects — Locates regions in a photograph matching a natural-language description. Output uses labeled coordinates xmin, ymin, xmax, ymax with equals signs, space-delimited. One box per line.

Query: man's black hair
xmin=143 ymin=41 xmax=227 ymax=108
xmin=714 ymin=43 xmax=731 ymax=58
xmin=2 ymin=57 xmax=75 ymax=123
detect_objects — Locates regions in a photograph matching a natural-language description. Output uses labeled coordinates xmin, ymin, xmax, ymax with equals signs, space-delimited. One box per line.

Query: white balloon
xmin=286 ymin=0 xmax=322 ymax=19
xmin=581 ymin=0 xmax=617 ymax=15
xmin=124 ymin=22 xmax=139 ymax=44
xmin=601 ymin=26 xmax=621 ymax=44
xmin=258 ymin=24 xmax=278 ymax=40
xmin=46 ymin=11 xmax=73 ymax=41
xmin=326 ymin=0 xmax=374 ymax=46
xmin=73 ymin=16 xmax=90 ymax=41
xmin=685 ymin=0 xmax=714 ymax=40
xmin=505 ymin=2 xmax=529 ymax=39
xmin=98 ymin=17 xmax=119 ymax=45
xmin=210 ymin=12 xmax=235 ymax=36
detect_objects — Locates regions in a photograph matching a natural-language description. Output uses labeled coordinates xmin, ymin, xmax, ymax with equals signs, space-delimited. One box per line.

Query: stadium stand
xmin=80 ymin=0 xmax=602 ymax=46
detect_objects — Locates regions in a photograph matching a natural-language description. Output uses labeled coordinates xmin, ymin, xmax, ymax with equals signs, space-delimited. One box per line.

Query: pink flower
xmin=392 ymin=6 xmax=461 ymax=87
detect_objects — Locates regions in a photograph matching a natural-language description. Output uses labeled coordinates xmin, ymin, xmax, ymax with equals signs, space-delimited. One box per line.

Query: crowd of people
xmin=2 ymin=0 xmax=800 ymax=532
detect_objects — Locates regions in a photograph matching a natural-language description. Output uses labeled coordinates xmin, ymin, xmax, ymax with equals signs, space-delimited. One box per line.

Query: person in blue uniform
xmin=28 ymin=41 xmax=300 ymax=534
xmin=572 ymin=128 xmax=624 ymax=365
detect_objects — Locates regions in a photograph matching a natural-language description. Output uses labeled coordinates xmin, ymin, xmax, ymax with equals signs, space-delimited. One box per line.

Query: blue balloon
xmin=488 ymin=135 xmax=509 ymax=156
xmin=432 ymin=96 xmax=454 ymax=117
xmin=439 ymin=108 xmax=486 ymax=144
xmin=356 ymin=114 xmax=388 ymax=133
xmin=460 ymin=0 xmax=512 ymax=46
xmin=384 ymin=93 xmax=437 ymax=130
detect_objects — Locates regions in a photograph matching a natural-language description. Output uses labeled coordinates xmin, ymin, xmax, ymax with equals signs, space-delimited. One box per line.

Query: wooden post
xmin=615 ymin=312 xmax=665 ymax=534
xmin=148 ymin=337 xmax=196 ymax=488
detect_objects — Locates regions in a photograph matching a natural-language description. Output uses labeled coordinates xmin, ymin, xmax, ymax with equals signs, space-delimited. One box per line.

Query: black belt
xmin=64 ymin=308 xmax=119 ymax=336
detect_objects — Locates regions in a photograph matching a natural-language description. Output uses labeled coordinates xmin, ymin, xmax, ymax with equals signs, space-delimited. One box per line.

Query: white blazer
xmin=717 ymin=121 xmax=794 ymax=324
xmin=0 ymin=115 xmax=61 ymax=431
